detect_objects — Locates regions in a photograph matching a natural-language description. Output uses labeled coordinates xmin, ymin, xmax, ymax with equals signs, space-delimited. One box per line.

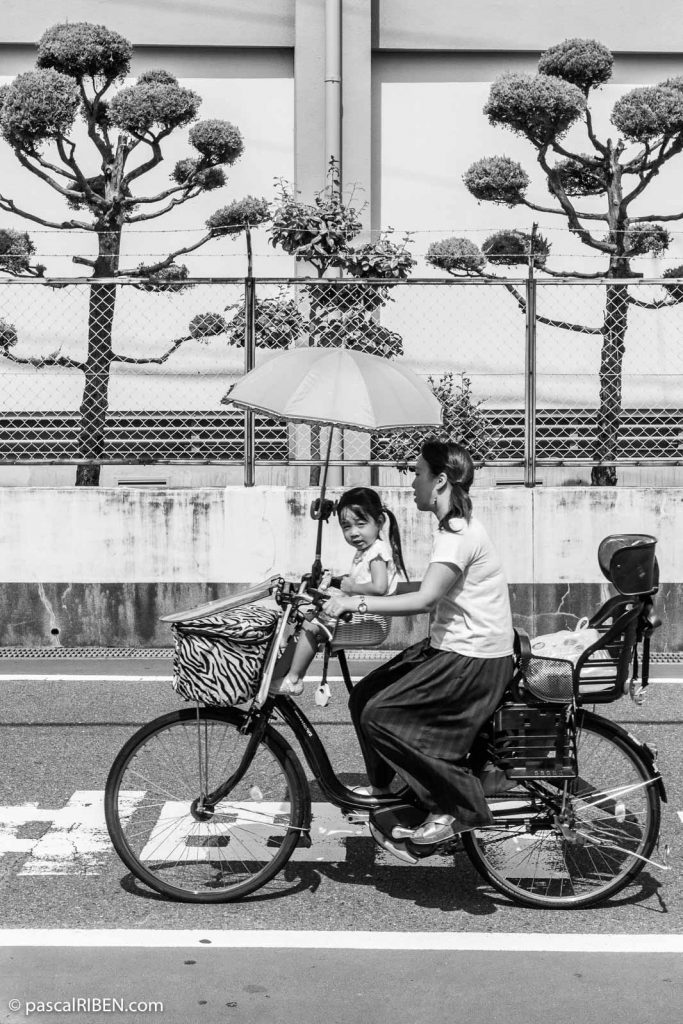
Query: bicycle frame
xmin=183 ymin=567 xmax=666 ymax=846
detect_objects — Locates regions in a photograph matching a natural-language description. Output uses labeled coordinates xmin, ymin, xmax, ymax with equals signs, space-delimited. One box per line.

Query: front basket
xmin=171 ymin=604 xmax=278 ymax=706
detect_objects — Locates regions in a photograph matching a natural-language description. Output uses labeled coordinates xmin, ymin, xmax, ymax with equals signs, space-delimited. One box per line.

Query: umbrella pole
xmin=311 ymin=425 xmax=335 ymax=586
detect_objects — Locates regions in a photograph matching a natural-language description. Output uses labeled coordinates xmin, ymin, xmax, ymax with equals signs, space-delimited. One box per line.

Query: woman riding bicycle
xmin=323 ymin=438 xmax=514 ymax=850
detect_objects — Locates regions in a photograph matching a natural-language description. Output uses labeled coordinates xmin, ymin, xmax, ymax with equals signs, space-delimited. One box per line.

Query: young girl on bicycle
xmin=275 ymin=487 xmax=408 ymax=696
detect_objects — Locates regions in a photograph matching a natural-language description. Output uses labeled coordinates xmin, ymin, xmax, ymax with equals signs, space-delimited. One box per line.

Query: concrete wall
xmin=0 ymin=485 xmax=679 ymax=654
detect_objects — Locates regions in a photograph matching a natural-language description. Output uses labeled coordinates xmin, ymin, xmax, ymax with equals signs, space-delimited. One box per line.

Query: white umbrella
xmin=224 ymin=347 xmax=442 ymax=578
xmin=225 ymin=346 xmax=442 ymax=432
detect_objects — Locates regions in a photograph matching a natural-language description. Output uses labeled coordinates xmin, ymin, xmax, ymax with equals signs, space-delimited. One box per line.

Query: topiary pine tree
xmin=263 ymin=161 xmax=416 ymax=483
xmin=0 ymin=22 xmax=268 ymax=485
xmin=431 ymin=37 xmax=683 ymax=485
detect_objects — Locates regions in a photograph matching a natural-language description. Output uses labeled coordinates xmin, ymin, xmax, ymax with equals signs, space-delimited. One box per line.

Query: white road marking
xmin=2 ymin=792 xmax=680 ymax=876
xmin=0 ymin=792 xmax=139 ymax=876
xmin=0 ymin=795 xmax=447 ymax=874
xmin=1 ymin=930 xmax=683 ymax=952
xmin=0 ymin=675 xmax=173 ymax=682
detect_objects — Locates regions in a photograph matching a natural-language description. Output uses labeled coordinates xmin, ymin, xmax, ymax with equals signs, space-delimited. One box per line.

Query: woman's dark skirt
xmin=349 ymin=637 xmax=513 ymax=827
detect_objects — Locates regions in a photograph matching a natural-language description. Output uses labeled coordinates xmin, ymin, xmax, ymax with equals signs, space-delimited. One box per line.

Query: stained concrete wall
xmin=0 ymin=486 xmax=679 ymax=653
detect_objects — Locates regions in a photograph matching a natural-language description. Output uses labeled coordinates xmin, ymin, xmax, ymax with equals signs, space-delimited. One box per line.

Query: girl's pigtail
xmin=383 ymin=507 xmax=409 ymax=580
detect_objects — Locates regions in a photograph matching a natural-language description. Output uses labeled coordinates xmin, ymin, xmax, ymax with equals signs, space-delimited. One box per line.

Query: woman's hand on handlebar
xmin=323 ymin=589 xmax=357 ymax=620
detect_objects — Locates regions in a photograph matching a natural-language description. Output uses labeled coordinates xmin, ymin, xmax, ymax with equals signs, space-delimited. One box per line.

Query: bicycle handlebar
xmin=307 ymin=587 xmax=353 ymax=623
xmin=276 ymin=578 xmax=353 ymax=624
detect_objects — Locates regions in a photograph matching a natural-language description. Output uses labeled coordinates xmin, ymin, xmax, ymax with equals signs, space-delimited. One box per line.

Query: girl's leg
xmin=273 ymin=623 xmax=320 ymax=694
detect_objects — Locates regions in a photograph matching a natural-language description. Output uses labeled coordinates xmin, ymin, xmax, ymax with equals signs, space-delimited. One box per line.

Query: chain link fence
xmin=0 ymin=276 xmax=681 ymax=483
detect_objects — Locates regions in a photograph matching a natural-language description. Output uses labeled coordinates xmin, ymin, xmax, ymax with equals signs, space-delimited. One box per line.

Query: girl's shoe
xmin=272 ymin=676 xmax=304 ymax=696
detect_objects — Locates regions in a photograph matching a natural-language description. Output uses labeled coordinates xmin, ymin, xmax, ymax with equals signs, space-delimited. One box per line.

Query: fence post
xmin=524 ymin=233 xmax=537 ymax=487
xmin=243 ymin=276 xmax=256 ymax=486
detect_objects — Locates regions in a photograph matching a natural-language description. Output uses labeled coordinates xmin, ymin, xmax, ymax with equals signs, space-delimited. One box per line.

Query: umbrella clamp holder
xmin=310 ymin=497 xmax=337 ymax=522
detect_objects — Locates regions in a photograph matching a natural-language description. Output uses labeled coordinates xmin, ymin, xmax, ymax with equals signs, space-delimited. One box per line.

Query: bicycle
xmin=105 ymin=533 xmax=668 ymax=909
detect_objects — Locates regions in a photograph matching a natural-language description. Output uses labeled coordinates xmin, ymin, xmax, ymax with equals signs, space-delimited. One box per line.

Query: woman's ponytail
xmin=420 ymin=438 xmax=474 ymax=531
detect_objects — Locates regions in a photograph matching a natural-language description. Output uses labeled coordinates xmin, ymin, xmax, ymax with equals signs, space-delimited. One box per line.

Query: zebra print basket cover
xmin=171 ymin=604 xmax=279 ymax=706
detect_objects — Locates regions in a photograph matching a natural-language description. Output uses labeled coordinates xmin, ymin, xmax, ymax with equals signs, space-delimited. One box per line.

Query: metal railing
xmin=0 ymin=275 xmax=681 ymax=485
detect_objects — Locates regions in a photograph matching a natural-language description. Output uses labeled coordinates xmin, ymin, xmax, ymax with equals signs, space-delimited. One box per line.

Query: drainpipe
xmin=325 ymin=0 xmax=344 ymax=486
xmin=325 ymin=0 xmax=342 ymax=176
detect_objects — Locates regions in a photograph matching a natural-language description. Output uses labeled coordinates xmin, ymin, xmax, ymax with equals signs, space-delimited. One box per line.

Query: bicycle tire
xmin=105 ymin=706 xmax=309 ymax=903
xmin=462 ymin=710 xmax=662 ymax=909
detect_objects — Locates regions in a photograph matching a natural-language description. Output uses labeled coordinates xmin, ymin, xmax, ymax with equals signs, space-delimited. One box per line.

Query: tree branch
xmin=549 ymin=142 xmax=598 ymax=166
xmin=0 ymin=193 xmax=94 ymax=230
xmin=622 ymin=135 xmax=683 ymax=207
xmin=584 ymin=106 xmax=609 ymax=156
xmin=125 ymin=192 xmax=204 ymax=223
xmin=501 ymin=280 xmax=603 ymax=332
xmin=124 ymin=138 xmax=164 ymax=185
xmin=621 ymin=139 xmax=652 ymax=173
xmin=627 ymin=293 xmax=682 ymax=309
xmin=538 ymin=148 xmax=613 ymax=252
xmin=113 ymin=333 xmax=194 ymax=364
xmin=55 ymin=136 xmax=108 ymax=209
xmin=520 ymin=197 xmax=606 ymax=221
xmin=27 ymin=150 xmax=78 ymax=183
xmin=631 ymin=209 xmax=683 ymax=222
xmin=119 ymin=231 xmax=216 ymax=275
xmin=539 ymin=265 xmax=607 ymax=279
xmin=451 ymin=269 xmax=605 ymax=330
xmin=1 ymin=350 xmax=85 ymax=370
xmin=13 ymin=149 xmax=90 ymax=204
xmin=78 ymin=80 xmax=112 ymax=162
xmin=123 ymin=183 xmax=193 ymax=207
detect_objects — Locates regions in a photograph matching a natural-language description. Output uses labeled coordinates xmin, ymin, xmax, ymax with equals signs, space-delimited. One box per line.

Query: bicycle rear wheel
xmin=463 ymin=711 xmax=662 ymax=908
xmin=105 ymin=707 xmax=309 ymax=902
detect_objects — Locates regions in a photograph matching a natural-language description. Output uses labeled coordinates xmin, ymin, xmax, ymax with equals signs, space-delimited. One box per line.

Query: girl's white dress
xmin=332 ymin=537 xmax=397 ymax=649
xmin=347 ymin=538 xmax=398 ymax=595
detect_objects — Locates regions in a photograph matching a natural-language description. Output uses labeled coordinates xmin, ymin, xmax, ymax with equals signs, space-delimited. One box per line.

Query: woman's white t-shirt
xmin=348 ymin=538 xmax=398 ymax=595
xmin=429 ymin=516 xmax=514 ymax=658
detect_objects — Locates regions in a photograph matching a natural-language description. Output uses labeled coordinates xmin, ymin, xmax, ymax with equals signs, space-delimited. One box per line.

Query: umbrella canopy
xmin=224 ymin=346 xmax=442 ymax=433
xmin=224 ymin=346 xmax=442 ymax=584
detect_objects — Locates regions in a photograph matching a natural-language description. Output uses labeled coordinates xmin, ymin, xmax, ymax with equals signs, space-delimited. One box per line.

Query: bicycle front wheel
xmin=463 ymin=711 xmax=662 ymax=909
xmin=105 ymin=707 xmax=309 ymax=903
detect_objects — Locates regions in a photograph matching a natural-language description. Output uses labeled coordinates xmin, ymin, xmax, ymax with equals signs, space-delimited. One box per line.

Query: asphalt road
xmin=0 ymin=656 xmax=681 ymax=1022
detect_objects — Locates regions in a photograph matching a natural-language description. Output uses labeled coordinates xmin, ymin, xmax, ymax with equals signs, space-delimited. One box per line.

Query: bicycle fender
xmin=630 ymin=734 xmax=667 ymax=803
xmin=581 ymin=709 xmax=667 ymax=803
